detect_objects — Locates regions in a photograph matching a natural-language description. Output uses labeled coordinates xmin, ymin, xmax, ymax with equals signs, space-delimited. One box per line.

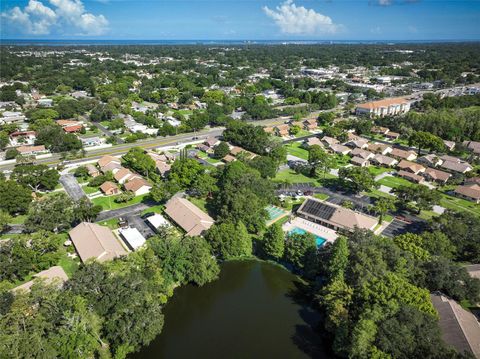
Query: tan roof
xmin=222 ymin=154 xmax=236 ymax=162
xmin=297 ymin=197 xmax=378 ymax=231
xmin=306 ymin=137 xmax=323 ymax=147
xmin=100 ymin=181 xmax=118 ymax=194
xmin=69 ymin=222 xmax=127 ymax=263
xmin=424 ymin=168 xmax=451 ymax=182
xmin=155 ymin=160 xmax=171 ymax=175
xmin=372 ymin=154 xmax=397 ymax=166
xmin=124 ymin=178 xmax=151 ymax=193
xmin=442 ymin=160 xmax=473 ymax=173
xmin=56 ymin=119 xmax=81 ymax=126
xmin=431 ymin=293 xmax=480 ymax=358
xmin=351 ymin=148 xmax=373 ymax=159
xmin=368 ymin=143 xmax=391 ymax=153
xmin=455 ymin=184 xmax=480 ymax=200
xmin=351 ymin=156 xmax=369 ymax=166
xmin=322 ymin=136 xmax=339 ymax=146
xmin=385 ymin=131 xmax=400 ymax=138
xmin=86 ymin=164 xmax=98 ymax=174
xmin=100 ymin=161 xmax=122 ymax=173
xmin=16 ymin=145 xmax=46 ymax=153
xmin=12 ymin=266 xmax=68 ymax=293
xmin=357 ymin=97 xmax=408 ymax=110
xmin=465 ymin=264 xmax=480 ymax=280
xmin=397 ymin=160 xmax=425 ymax=173
xmin=165 ymin=197 xmax=214 ymax=236
xmin=230 ymin=146 xmax=245 ymax=156
xmin=398 ymin=170 xmax=424 ymax=183
xmin=391 ymin=148 xmax=416 ymax=160
xmin=114 ymin=167 xmax=133 ymax=181
xmin=98 ymin=155 xmax=120 ymax=168
xmin=330 ymin=144 xmax=351 ymax=154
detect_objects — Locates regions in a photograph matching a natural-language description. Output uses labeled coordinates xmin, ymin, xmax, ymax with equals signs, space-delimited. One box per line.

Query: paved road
xmin=96 ymin=202 xmax=151 ymax=222
xmin=1 ymin=224 xmax=25 ymax=235
xmin=381 ymin=217 xmax=426 ymax=238
xmin=0 ymin=127 xmax=224 ymax=171
xmin=59 ymin=174 xmax=86 ymax=201
xmin=91 ymin=121 xmax=126 ymax=143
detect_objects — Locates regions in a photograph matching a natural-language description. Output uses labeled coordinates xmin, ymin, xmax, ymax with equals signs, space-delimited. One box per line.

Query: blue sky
xmin=1 ymin=0 xmax=479 ymax=40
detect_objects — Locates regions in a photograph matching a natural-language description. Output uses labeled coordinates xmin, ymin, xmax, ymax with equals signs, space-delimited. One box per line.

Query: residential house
xmin=398 ymin=170 xmax=425 ymax=184
xmin=114 ymin=168 xmax=142 ymax=184
xmin=430 ymin=293 xmax=480 ymax=358
xmin=12 ymin=266 xmax=68 ymax=293
xmin=391 ymin=148 xmax=417 ymax=161
xmin=385 ymin=131 xmax=401 ymax=140
xmin=417 ymin=154 xmax=443 ymax=167
xmin=101 ymin=161 xmax=123 ymax=174
xmin=371 ymin=154 xmax=398 ymax=167
xmin=321 ymin=136 xmax=340 ymax=148
xmin=355 ymin=97 xmax=411 ymax=117
xmin=368 ymin=143 xmax=392 ymax=155
xmin=303 ymin=119 xmax=318 ymax=131
xmin=0 ymin=111 xmax=26 ymax=124
xmin=63 ymin=124 xmax=83 ymax=133
xmin=100 ymin=181 xmax=120 ymax=196
xmin=222 ymin=154 xmax=236 ymax=163
xmin=155 ymin=161 xmax=171 ymax=177
xmin=204 ymin=137 xmax=220 ymax=148
xmin=371 ymin=126 xmax=390 ymax=135
xmin=350 ymin=148 xmax=374 ymax=160
xmin=264 ymin=126 xmax=275 ymax=135
xmin=164 ymin=197 xmax=215 ymax=236
xmin=56 ymin=119 xmax=83 ymax=128
xmin=463 ymin=140 xmax=480 ymax=155
xmin=16 ymin=145 xmax=47 ymax=156
xmin=37 ymin=98 xmax=53 ymax=107
xmin=98 ymin=155 xmax=121 ymax=169
xmin=81 ymin=137 xmax=103 ymax=147
xmin=124 ymin=178 xmax=152 ymax=196
xmin=273 ymin=124 xmax=290 ymax=137
xmin=296 ymin=197 xmax=378 ymax=232
xmin=351 ymin=156 xmax=370 ymax=167
xmin=118 ymin=227 xmax=146 ymax=251
xmin=196 ymin=144 xmax=212 ymax=153
xmin=441 ymin=160 xmax=473 ymax=174
xmin=397 ymin=160 xmax=425 ymax=175
xmin=330 ymin=144 xmax=351 ymax=156
xmin=454 ymin=184 xmax=480 ymax=203
xmin=423 ymin=168 xmax=452 ymax=184
xmin=443 ymin=140 xmax=456 ymax=151
xmin=9 ymin=131 xmax=36 ymax=146
xmin=345 ymin=139 xmax=369 ymax=149
xmin=466 ymin=177 xmax=480 ymax=185
xmin=86 ymin=164 xmax=100 ymax=177
xmin=69 ymin=222 xmax=127 ymax=263
xmin=304 ymin=137 xmax=324 ymax=148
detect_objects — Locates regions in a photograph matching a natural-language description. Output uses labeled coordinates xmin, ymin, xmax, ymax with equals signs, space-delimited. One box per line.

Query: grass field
xmin=377 ymin=175 xmax=414 ymax=189
xmin=58 ymin=255 xmax=79 ymax=277
xmin=9 ymin=214 xmax=27 ymax=225
xmin=368 ymin=166 xmax=392 ymax=176
xmin=330 ymin=154 xmax=351 ymax=169
xmin=97 ymin=217 xmax=121 ymax=230
xmin=274 ymin=169 xmax=320 ymax=185
xmin=188 ymin=196 xmax=208 ymax=213
xmin=285 ymin=142 xmax=309 ymax=160
xmin=92 ymin=193 xmax=149 ymax=210
xmin=314 ymin=193 xmax=329 ymax=200
xmin=439 ymin=193 xmax=480 ymax=217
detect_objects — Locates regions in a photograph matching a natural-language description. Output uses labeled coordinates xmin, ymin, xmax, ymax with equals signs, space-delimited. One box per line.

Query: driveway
xmin=59 ymin=174 xmax=86 ymax=202
xmin=90 ymin=122 xmax=125 ymax=144
xmin=125 ymin=214 xmax=155 ymax=238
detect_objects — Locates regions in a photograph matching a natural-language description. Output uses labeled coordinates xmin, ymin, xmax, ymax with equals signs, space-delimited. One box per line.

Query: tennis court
xmin=265 ymin=205 xmax=287 ymax=221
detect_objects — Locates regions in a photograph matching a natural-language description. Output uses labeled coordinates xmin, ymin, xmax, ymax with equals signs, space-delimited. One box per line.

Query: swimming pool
xmin=289 ymin=227 xmax=326 ymax=247
xmin=265 ymin=205 xmax=287 ymax=221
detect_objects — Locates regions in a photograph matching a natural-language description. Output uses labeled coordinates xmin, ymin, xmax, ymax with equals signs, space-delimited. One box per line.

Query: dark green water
xmin=132 ymin=260 xmax=331 ymax=359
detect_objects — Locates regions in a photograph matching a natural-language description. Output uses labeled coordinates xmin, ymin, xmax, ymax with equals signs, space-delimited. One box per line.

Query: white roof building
xmin=146 ymin=213 xmax=171 ymax=231
xmin=119 ymin=227 xmax=146 ymax=250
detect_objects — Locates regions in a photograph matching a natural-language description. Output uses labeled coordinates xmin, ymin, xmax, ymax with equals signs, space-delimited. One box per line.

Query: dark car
xmin=141 ymin=212 xmax=155 ymax=219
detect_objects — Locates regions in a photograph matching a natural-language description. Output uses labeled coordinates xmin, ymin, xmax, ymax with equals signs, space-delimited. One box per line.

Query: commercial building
xmin=296 ymin=198 xmax=378 ymax=232
xmin=355 ymin=97 xmax=411 ymax=117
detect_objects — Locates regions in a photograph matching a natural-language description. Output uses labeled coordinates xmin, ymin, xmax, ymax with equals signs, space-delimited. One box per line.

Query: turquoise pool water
xmin=265 ymin=205 xmax=287 ymax=221
xmin=289 ymin=227 xmax=327 ymax=247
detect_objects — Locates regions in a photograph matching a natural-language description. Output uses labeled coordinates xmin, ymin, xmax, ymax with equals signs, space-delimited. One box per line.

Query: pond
xmin=132 ymin=260 xmax=331 ymax=359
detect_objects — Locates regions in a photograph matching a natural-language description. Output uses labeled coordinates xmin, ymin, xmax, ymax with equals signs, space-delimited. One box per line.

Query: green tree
xmin=263 ymin=223 xmax=285 ymax=260
xmin=0 ymin=180 xmax=31 ymax=215
xmin=284 ymin=232 xmax=317 ymax=270
xmin=0 ymin=210 xmax=12 ymax=232
xmin=11 ymin=164 xmax=60 ymax=191
xmin=213 ymin=141 xmax=230 ymax=159
xmin=122 ymin=147 xmax=156 ymax=177
xmin=339 ymin=166 xmax=377 ymax=193
xmin=205 ymin=221 xmax=252 ymax=259
xmin=372 ymin=197 xmax=396 ymax=224
xmin=408 ymin=131 xmax=446 ymax=155
xmin=25 ymin=192 xmax=75 ymax=232
xmin=308 ymin=145 xmax=332 ymax=177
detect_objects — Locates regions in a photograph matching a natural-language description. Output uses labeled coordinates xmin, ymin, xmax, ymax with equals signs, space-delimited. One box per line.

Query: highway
xmin=0 ymin=127 xmax=224 ymax=171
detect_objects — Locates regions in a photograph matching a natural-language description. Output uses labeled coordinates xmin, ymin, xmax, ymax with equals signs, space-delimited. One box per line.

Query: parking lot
xmin=381 ymin=218 xmax=426 ymax=238
xmin=125 ymin=214 xmax=155 ymax=238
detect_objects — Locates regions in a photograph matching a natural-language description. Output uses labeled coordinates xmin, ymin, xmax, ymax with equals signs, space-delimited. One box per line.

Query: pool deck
xmin=282 ymin=217 xmax=338 ymax=243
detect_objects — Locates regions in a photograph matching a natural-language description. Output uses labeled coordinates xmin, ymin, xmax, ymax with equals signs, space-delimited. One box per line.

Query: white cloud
xmin=1 ymin=0 xmax=108 ymax=36
xmin=263 ymin=0 xmax=340 ymax=35
xmin=377 ymin=0 xmax=392 ymax=5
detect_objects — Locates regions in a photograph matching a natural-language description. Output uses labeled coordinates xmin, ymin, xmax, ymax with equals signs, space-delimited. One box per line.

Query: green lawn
xmin=439 ymin=193 xmax=480 ymax=217
xmin=294 ymin=129 xmax=311 ymax=138
xmin=92 ymin=193 xmax=150 ymax=211
xmin=364 ymin=189 xmax=396 ymax=200
xmin=285 ymin=142 xmax=309 ymax=160
xmin=83 ymin=185 xmax=100 ymax=194
xmin=368 ymin=166 xmax=391 ymax=176
xmin=274 ymin=169 xmax=320 ymax=185
xmin=377 ymin=175 xmax=415 ymax=189
xmin=197 ymin=151 xmax=221 ymax=164
xmin=314 ymin=193 xmax=329 ymax=200
xmin=188 ymin=196 xmax=208 ymax=213
xmin=58 ymin=255 xmax=79 ymax=277
xmin=97 ymin=217 xmax=121 ymax=230
xmin=9 ymin=214 xmax=27 ymax=225
xmin=331 ymin=154 xmax=351 ymax=169
xmin=142 ymin=204 xmax=164 ymax=215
